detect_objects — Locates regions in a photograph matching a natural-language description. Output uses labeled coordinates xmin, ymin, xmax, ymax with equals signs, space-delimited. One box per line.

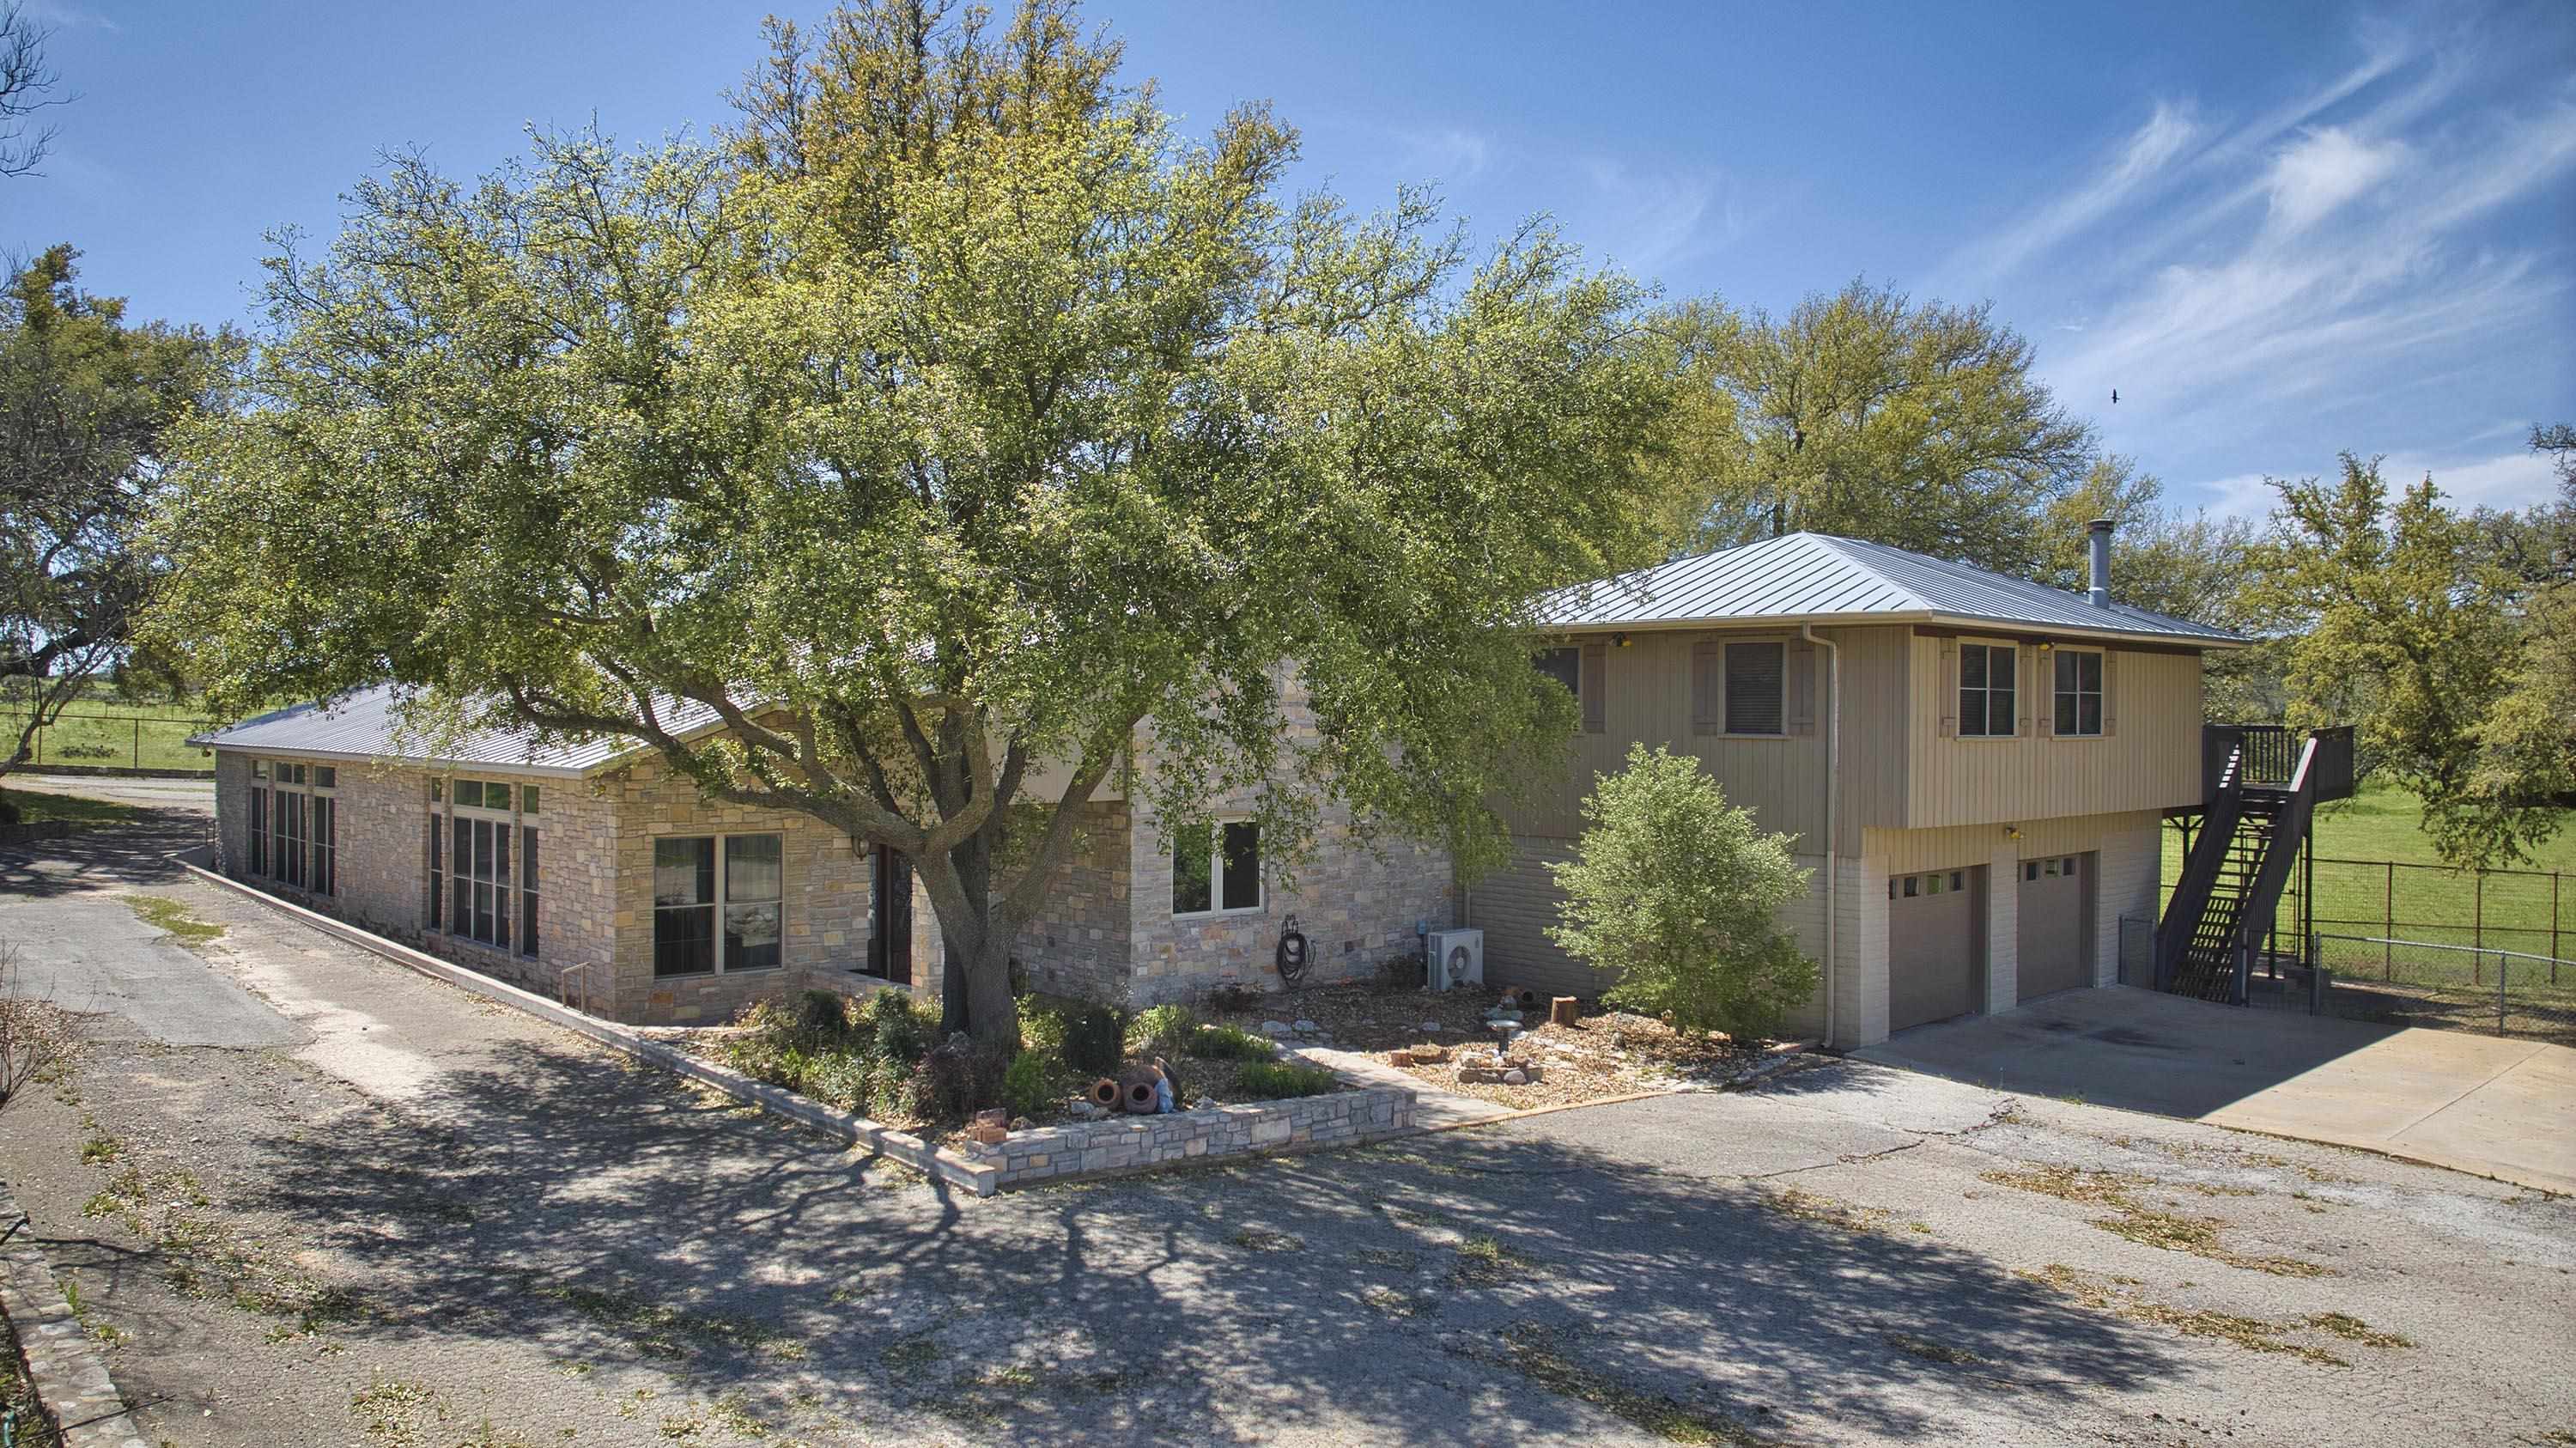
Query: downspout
xmin=1801 ymin=624 xmax=1840 ymax=1048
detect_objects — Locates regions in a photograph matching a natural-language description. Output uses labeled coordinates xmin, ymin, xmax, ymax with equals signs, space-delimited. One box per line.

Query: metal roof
xmin=190 ymin=684 xmax=718 ymax=776
xmin=1540 ymin=532 xmax=2245 ymax=645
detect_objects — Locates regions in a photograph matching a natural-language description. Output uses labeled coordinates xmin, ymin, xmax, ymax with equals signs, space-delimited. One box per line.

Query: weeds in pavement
xmin=1227 ymin=1226 xmax=1303 ymax=1252
xmin=2020 ymin=1265 xmax=2413 ymax=1366
xmin=1451 ymin=1232 xmax=1546 ymax=1286
xmin=1981 ymin=1165 xmax=2334 ymax=1277
xmin=1882 ymin=1332 xmax=1984 ymax=1366
xmin=1759 ymin=1186 xmax=1896 ymax=1236
xmin=118 ymin=895 xmax=224 ymax=946
xmin=1450 ymin=1322 xmax=1774 ymax=1445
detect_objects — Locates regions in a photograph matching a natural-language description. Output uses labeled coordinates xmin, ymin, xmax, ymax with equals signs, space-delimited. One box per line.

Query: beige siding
xmin=1492 ymin=624 xmax=1907 ymax=855
xmin=1905 ymin=636 xmax=2202 ymax=827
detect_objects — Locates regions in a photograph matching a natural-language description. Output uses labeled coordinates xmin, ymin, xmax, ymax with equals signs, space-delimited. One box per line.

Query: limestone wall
xmin=976 ymin=1086 xmax=1414 ymax=1189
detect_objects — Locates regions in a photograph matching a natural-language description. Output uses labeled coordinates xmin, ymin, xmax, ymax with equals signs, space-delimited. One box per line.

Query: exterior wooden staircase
xmin=2155 ymin=725 xmax=2354 ymax=1006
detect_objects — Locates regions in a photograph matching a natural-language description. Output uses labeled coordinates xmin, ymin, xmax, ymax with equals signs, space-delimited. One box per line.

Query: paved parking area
xmin=1862 ymin=986 xmax=2576 ymax=1193
xmin=2 ymin=809 xmax=2573 ymax=1445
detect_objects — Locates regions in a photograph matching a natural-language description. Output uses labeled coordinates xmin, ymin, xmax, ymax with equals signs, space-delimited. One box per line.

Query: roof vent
xmin=2087 ymin=518 xmax=2114 ymax=609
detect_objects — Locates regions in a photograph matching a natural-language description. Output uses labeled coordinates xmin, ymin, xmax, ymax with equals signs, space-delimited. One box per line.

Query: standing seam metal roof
xmin=1539 ymin=532 xmax=2243 ymax=643
xmin=189 ymin=685 xmax=720 ymax=774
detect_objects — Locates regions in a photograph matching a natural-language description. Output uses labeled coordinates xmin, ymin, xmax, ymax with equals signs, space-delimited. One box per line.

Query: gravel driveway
xmin=2 ymin=811 xmax=2572 ymax=1445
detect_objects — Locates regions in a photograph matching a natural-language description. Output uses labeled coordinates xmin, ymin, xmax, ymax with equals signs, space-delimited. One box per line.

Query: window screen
xmin=1959 ymin=643 xmax=2015 ymax=737
xmin=1724 ymin=642 xmax=1784 ymax=735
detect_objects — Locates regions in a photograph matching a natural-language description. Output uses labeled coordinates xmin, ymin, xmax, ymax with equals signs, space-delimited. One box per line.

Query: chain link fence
xmin=0 ymin=709 xmax=216 ymax=775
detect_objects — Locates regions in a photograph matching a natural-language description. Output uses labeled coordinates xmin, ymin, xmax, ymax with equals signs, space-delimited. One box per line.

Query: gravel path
xmin=1 ymin=820 xmax=2572 ymax=1445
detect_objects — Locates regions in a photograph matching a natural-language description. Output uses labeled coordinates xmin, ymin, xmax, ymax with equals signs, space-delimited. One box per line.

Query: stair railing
xmin=2156 ymin=739 xmax=2245 ymax=992
xmin=2228 ymin=733 xmax=2322 ymax=1005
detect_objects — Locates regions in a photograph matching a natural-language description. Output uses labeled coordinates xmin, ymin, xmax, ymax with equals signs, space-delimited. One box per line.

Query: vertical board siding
xmin=1492 ymin=625 xmax=1908 ymax=855
xmin=1905 ymin=637 xmax=2202 ymax=828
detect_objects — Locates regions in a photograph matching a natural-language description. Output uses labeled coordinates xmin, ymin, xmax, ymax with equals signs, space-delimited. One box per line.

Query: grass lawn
xmin=2160 ymin=782 xmax=2576 ymax=987
xmin=0 ymin=701 xmax=216 ymax=772
xmin=0 ymin=785 xmax=143 ymax=828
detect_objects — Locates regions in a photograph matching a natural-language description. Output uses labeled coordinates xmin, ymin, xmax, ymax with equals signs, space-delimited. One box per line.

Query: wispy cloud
xmin=1393 ymin=126 xmax=1496 ymax=185
xmin=20 ymin=1 xmax=118 ymax=30
xmin=1956 ymin=100 xmax=2201 ymax=284
xmin=1577 ymin=159 xmax=1744 ymax=278
xmin=2189 ymin=443 xmax=2561 ymax=523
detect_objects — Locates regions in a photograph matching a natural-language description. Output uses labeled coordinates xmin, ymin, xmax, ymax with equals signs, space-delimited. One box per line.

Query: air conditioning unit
xmin=1424 ymin=928 xmax=1485 ymax=993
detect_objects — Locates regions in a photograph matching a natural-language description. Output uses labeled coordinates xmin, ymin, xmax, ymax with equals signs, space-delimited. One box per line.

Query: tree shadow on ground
xmin=180 ymin=1031 xmax=2185 ymax=1445
xmin=0 ymin=807 xmax=207 ymax=899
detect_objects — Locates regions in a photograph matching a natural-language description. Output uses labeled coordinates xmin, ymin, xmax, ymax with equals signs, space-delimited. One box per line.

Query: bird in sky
xmin=2111 ymin=388 xmax=2119 ymax=405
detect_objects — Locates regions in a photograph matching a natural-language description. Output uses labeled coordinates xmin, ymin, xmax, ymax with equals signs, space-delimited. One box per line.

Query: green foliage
xmin=1060 ymin=1003 xmax=1127 ymax=1077
xmin=1186 ymin=1025 xmax=1277 ymax=1062
xmin=796 ymin=989 xmax=853 ymax=1040
xmin=149 ymin=0 xmax=1673 ymax=1051
xmin=1018 ymin=1005 xmax=1067 ymax=1057
xmin=1232 ymin=1061 xmax=1340 ymax=1099
xmin=1000 ymin=1048 xmax=1058 ymax=1121
xmin=1126 ymin=1004 xmax=1197 ymax=1058
xmin=2 ymin=246 xmax=236 ymax=779
xmin=1649 ymin=281 xmax=2093 ymax=575
xmin=1547 ymin=745 xmax=1819 ymax=1036
xmin=2245 ymin=454 xmax=2555 ymax=867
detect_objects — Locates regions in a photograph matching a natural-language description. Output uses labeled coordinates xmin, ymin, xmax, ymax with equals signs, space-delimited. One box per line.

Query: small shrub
xmin=1001 ymin=1048 xmax=1057 ymax=1120
xmin=865 ymin=1057 xmax=918 ymax=1122
xmin=1376 ymin=948 xmax=1427 ymax=992
xmin=1127 ymin=1004 xmax=1197 ymax=1057
xmin=796 ymin=989 xmax=853 ymax=1041
xmin=1204 ymin=982 xmax=1262 ymax=1013
xmin=910 ymin=1039 xmax=1008 ymax=1125
xmin=1061 ymin=1003 xmax=1127 ymax=1077
xmin=1019 ymin=1006 xmax=1067 ymax=1056
xmin=1187 ymin=1025 xmax=1274 ymax=1062
xmin=1234 ymin=1061 xmax=1340 ymax=1099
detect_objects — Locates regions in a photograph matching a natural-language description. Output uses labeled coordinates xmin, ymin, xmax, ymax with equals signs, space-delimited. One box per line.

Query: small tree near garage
xmin=1548 ymin=745 xmax=1817 ymax=1037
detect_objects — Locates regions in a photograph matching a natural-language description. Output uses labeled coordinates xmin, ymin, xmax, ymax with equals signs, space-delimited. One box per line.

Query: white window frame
xmin=651 ymin=830 xmax=787 ymax=976
xmin=2053 ymin=648 xmax=2106 ymax=738
xmin=1955 ymin=639 xmax=2018 ymax=739
xmin=1718 ymin=636 xmax=1789 ymax=739
xmin=1171 ymin=818 xmax=1265 ymax=919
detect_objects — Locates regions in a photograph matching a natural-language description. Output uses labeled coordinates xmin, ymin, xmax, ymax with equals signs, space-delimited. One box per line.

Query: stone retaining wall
xmin=976 ymin=1086 xmax=1414 ymax=1189
xmin=0 ymin=1177 xmax=152 ymax=1448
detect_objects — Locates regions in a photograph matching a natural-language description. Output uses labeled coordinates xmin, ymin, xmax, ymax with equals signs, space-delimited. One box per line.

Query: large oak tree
xmin=155 ymin=0 xmax=1672 ymax=1045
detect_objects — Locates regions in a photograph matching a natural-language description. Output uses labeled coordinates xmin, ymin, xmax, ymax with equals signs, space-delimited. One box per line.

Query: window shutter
xmin=2016 ymin=643 xmax=2033 ymax=736
xmin=1788 ymin=642 xmax=1817 ymax=736
xmin=1937 ymin=640 xmax=1958 ymax=739
xmin=1690 ymin=642 xmax=1720 ymax=735
xmin=1580 ymin=641 xmax=1607 ymax=734
xmin=2102 ymin=650 xmax=2118 ymax=737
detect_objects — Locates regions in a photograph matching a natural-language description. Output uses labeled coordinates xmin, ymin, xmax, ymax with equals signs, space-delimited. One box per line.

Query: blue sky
xmin=10 ymin=0 xmax=2572 ymax=520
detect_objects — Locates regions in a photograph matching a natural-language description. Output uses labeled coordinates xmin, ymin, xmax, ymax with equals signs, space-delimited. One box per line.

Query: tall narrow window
xmin=1219 ymin=822 xmax=1262 ymax=910
xmin=2055 ymin=649 xmax=2105 ymax=736
xmin=1170 ymin=822 xmax=1213 ymax=916
xmin=654 ymin=837 xmax=717 ymax=976
xmin=1959 ymin=642 xmax=2016 ymax=738
xmin=519 ymin=826 xmax=539 ymax=958
xmin=723 ymin=834 xmax=782 ymax=970
xmin=280 ymin=791 xmax=308 ymax=889
xmin=1723 ymin=642 xmax=1785 ymax=735
xmin=311 ymin=794 xmax=336 ymax=897
xmin=428 ymin=814 xmax=444 ymax=931
xmin=247 ymin=787 xmax=267 ymax=877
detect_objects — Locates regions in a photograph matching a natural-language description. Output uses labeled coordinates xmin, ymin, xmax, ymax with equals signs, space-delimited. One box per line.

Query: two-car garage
xmin=1885 ymin=852 xmax=2098 ymax=1031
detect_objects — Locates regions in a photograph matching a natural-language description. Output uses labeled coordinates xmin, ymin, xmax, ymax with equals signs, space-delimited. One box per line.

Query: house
xmin=192 ymin=521 xmax=2239 ymax=1046
xmin=1467 ymin=522 xmax=2244 ymax=1047
xmin=190 ymin=683 xmax=1450 ymax=1026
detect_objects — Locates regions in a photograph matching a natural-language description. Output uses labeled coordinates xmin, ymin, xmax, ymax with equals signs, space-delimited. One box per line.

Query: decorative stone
xmin=1009 ymin=1116 xmax=1034 ymax=1131
xmin=1501 ymin=1068 xmax=1528 ymax=1086
xmin=1420 ymin=1020 xmax=1442 ymax=1032
xmin=1386 ymin=1049 xmax=1419 ymax=1067
xmin=1261 ymin=1020 xmax=1291 ymax=1036
xmin=1411 ymin=1043 xmax=1448 ymax=1063
xmin=1292 ymin=1019 xmax=1320 ymax=1033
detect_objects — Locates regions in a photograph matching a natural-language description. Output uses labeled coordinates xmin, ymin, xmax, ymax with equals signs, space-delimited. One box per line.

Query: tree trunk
xmin=963 ymin=931 xmax=1019 ymax=1053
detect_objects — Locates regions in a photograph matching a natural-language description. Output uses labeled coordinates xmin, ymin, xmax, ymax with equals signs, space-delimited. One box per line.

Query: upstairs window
xmin=1532 ymin=647 xmax=1581 ymax=699
xmin=1723 ymin=642 xmax=1784 ymax=735
xmin=1959 ymin=642 xmax=2016 ymax=738
xmin=2055 ymin=649 xmax=2105 ymax=737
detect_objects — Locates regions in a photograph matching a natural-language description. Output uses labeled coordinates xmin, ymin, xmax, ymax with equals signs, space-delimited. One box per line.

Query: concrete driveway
xmin=1860 ymin=986 xmax=2576 ymax=1194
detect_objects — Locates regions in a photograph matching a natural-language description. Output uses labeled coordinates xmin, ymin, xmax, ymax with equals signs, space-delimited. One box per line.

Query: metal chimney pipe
xmin=2087 ymin=518 xmax=2114 ymax=608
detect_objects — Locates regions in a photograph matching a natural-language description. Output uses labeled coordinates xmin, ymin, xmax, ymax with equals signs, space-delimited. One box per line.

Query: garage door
xmin=1887 ymin=866 xmax=1980 ymax=1031
xmin=2016 ymin=854 xmax=2089 ymax=1002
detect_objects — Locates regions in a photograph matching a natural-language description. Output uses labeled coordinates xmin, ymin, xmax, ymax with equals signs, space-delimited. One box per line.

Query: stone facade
xmin=977 ymin=1086 xmax=1414 ymax=1189
xmin=1012 ymin=800 xmax=1133 ymax=1002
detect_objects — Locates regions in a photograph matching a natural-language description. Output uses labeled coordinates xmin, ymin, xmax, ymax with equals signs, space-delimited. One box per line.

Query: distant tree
xmin=0 ymin=246 xmax=234 ymax=806
xmin=0 ymin=1 xmax=62 ymax=178
xmin=2245 ymin=454 xmax=2550 ymax=867
xmin=1548 ymin=745 xmax=1818 ymax=1037
xmin=154 ymin=0 xmax=1673 ymax=1048
xmin=1649 ymin=280 xmax=2096 ymax=575
xmin=2464 ymin=423 xmax=2576 ymax=821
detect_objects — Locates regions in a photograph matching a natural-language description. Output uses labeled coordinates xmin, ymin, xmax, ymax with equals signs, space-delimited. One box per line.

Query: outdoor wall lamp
xmin=1612 ymin=631 xmax=1632 ymax=648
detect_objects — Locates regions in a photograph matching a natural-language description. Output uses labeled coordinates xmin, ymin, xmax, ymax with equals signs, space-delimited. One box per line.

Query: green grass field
xmin=2160 ymin=782 xmax=2576 ymax=992
xmin=1 ymin=700 xmax=217 ymax=772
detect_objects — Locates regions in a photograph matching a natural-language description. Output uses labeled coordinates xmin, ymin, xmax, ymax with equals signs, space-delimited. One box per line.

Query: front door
xmin=869 ymin=845 xmax=913 ymax=985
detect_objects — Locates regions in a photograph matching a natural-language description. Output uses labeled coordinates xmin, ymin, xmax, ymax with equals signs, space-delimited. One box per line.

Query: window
xmin=519 ymin=826 xmax=540 ymax=958
xmin=1902 ymin=875 xmax=1919 ymax=898
xmin=311 ymin=794 xmax=336 ymax=897
xmin=428 ymin=815 xmax=443 ymax=930
xmin=1533 ymin=648 xmax=1580 ymax=699
xmin=451 ymin=815 xmax=511 ymax=948
xmin=654 ymin=833 xmax=783 ymax=976
xmin=252 ymin=758 xmax=269 ymax=781
xmin=2023 ymin=861 xmax=2039 ymax=883
xmin=1949 ymin=871 xmax=1964 ymax=892
xmin=1723 ymin=642 xmax=1784 ymax=735
xmin=247 ymin=785 xmax=267 ymax=876
xmin=1172 ymin=820 xmax=1262 ymax=916
xmin=2061 ymin=856 xmax=2077 ymax=876
xmin=2055 ymin=649 xmax=2104 ymax=737
xmin=278 ymin=789 xmax=307 ymax=889
xmin=1958 ymin=642 xmax=2016 ymax=737
xmin=519 ymin=784 xmax=540 ymax=815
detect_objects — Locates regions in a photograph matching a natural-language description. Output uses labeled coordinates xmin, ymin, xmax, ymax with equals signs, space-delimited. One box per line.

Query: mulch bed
xmin=1204 ymin=982 xmax=1776 ymax=1111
